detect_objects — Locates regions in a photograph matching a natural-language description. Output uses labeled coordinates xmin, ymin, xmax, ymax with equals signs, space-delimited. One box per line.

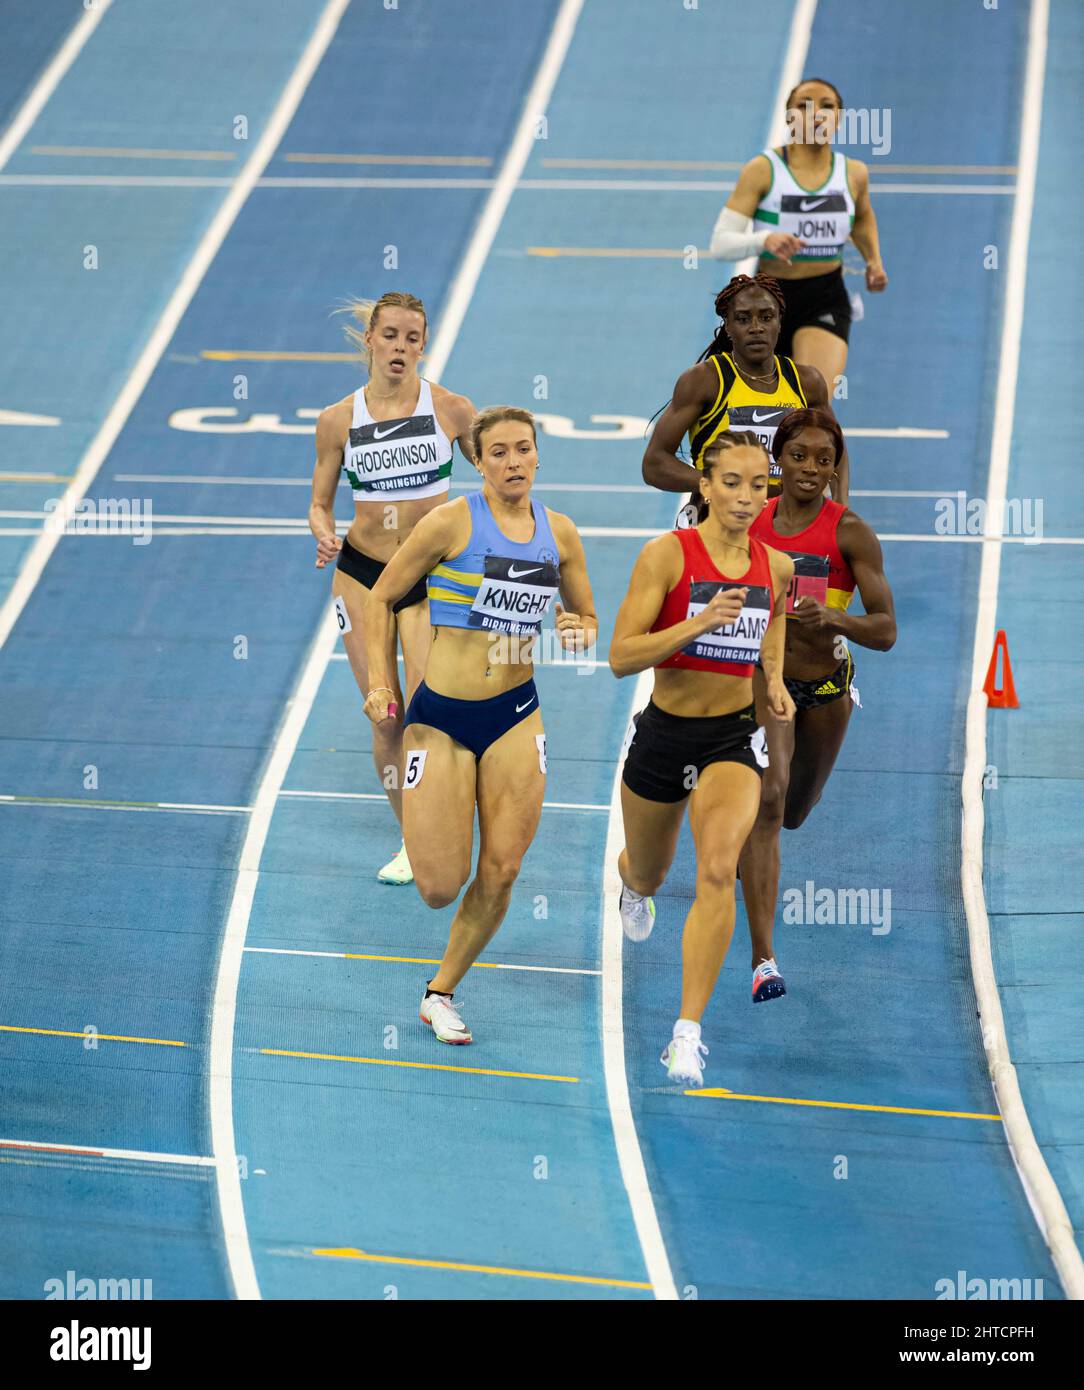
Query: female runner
xmin=642 ymin=274 xmax=849 ymax=523
xmin=362 ymin=406 xmax=597 ymax=1045
xmin=742 ymin=408 xmax=896 ymax=1003
xmin=310 ymin=291 xmax=476 ymax=886
xmin=708 ymin=76 xmax=888 ymax=392
xmin=611 ymin=432 xmax=794 ymax=1087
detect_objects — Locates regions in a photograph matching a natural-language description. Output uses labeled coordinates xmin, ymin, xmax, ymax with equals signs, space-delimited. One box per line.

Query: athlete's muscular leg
xmin=333 ymin=567 xmax=407 ymax=825
xmin=618 ymin=783 xmax=686 ymax=897
xmin=783 ymin=694 xmax=853 ymax=828
xmin=428 ymin=711 xmax=546 ymax=995
xmin=681 ymin=762 xmax=762 ymax=1021
xmin=792 ymin=324 xmax=848 ymax=397
xmin=738 ymin=712 xmax=795 ymax=967
xmin=400 ymin=723 xmax=476 ymax=907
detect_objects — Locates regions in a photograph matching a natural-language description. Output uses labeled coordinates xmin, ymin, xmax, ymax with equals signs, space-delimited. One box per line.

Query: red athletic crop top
xmin=750 ymin=497 xmax=856 ymax=614
xmin=651 ymin=528 xmax=775 ymax=676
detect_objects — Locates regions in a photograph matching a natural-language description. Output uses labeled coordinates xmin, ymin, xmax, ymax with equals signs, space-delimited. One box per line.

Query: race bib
xmin=403 ymin=749 xmax=428 ymax=789
xmin=777 ymin=192 xmax=851 ymax=259
xmin=724 ymin=403 xmax=793 ymax=477
xmin=333 ymin=594 xmax=352 ymax=634
xmin=682 ymin=582 xmax=772 ymax=665
xmin=785 ymin=552 xmax=830 ymax=614
xmin=468 ymin=556 xmax=559 ymax=635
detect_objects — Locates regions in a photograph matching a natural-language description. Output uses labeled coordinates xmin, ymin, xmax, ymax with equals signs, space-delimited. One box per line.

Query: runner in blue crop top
xmin=361 ymin=406 xmax=598 ymax=1047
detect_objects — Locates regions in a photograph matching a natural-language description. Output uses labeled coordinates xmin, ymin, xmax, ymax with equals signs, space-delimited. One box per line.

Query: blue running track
xmin=0 ymin=0 xmax=1079 ymax=1301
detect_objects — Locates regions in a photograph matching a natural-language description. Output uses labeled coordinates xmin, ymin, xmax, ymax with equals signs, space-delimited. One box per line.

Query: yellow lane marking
xmin=689 ymin=1088 xmax=1000 ymax=1120
xmin=0 ymin=1025 xmax=186 ymax=1047
xmin=0 ymin=793 xmax=249 ymax=812
xmin=262 ymin=1047 xmax=578 ymax=1084
xmin=311 ymin=1246 xmax=650 ymax=1289
xmin=539 ymin=158 xmax=1015 ymax=175
xmin=527 ymin=246 xmax=702 ymax=258
xmin=30 ymin=145 xmax=236 ymax=161
xmin=201 ymin=350 xmax=356 ymax=362
xmin=284 ymin=152 xmax=492 ymax=166
xmin=0 ymin=473 xmax=71 ymax=483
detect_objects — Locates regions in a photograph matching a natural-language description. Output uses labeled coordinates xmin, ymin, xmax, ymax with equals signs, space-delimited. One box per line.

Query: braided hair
xmin=697 ymin=274 xmax=787 ymax=363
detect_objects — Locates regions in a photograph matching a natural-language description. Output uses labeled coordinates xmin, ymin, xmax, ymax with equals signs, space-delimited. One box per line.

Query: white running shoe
xmin=420 ymin=990 xmax=472 ymax=1045
xmin=752 ymin=957 xmax=787 ymax=1003
xmin=377 ymin=841 xmax=413 ymax=885
xmin=619 ymin=884 xmax=656 ymax=942
xmin=660 ymin=1032 xmax=708 ymax=1087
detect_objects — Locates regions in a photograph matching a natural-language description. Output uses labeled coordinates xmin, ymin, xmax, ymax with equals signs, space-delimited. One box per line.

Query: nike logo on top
xmin=515 ymin=698 xmax=535 ymax=713
xmin=372 ymin=420 xmax=411 ymax=440
xmin=507 ymin=564 xmax=542 ymax=579
xmin=799 ymin=197 xmax=829 ymax=211
xmin=750 ymin=409 xmax=783 ymax=424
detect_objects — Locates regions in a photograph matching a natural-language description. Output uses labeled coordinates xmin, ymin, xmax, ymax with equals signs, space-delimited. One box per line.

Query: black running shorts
xmin=622 ymin=700 xmax=767 ymax=803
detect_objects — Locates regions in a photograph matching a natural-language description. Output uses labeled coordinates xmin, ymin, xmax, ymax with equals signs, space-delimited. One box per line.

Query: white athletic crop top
xmin=753 ymin=149 xmax=855 ymax=263
xmin=342 ymin=378 xmax=454 ymax=502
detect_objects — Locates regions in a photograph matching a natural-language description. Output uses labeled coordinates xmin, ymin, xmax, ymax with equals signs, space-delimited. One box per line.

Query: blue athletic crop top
xmin=427 ymin=490 xmax=561 ymax=636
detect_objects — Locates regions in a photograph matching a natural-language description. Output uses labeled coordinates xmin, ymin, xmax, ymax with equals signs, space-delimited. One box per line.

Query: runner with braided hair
xmin=642 ymin=273 xmax=848 ymax=527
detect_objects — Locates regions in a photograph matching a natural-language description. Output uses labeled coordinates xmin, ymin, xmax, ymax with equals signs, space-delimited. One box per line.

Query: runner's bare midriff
xmin=424 ymin=626 xmax=537 ymax=702
xmin=345 ymin=493 xmax=448 ymax=564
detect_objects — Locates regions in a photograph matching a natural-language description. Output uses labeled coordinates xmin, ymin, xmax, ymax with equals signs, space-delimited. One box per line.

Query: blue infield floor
xmin=0 ymin=0 xmax=1079 ymax=1301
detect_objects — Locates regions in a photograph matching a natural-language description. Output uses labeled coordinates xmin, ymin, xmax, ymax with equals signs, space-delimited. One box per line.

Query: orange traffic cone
xmin=983 ymin=630 xmax=1019 ymax=709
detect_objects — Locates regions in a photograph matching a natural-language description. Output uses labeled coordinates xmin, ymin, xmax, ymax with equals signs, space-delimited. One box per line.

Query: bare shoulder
xmin=846 ymin=156 xmax=870 ymax=189
xmin=430 ymin=382 xmax=476 ymax=434
xmin=315 ymin=392 xmax=353 ymax=447
xmin=765 ymin=542 xmax=795 ymax=580
xmin=638 ymin=530 xmax=684 ymax=583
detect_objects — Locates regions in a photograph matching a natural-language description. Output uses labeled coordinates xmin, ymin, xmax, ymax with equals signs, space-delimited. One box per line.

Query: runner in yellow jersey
xmin=642 ymin=274 xmax=849 ymax=526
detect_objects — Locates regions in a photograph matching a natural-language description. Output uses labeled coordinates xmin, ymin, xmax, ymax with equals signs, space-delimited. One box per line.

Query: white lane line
xmin=960 ymin=0 xmax=1084 ymax=1302
xmin=601 ymin=660 xmax=678 ymax=1302
xmin=736 ymin=0 xmax=817 ymax=278
xmin=0 ymin=1137 xmax=214 ymax=1167
xmin=243 ymin=947 xmax=601 ymax=977
xmin=207 ymin=0 xmax=584 ymax=1302
xmin=190 ymin=0 xmax=354 ymax=1306
xmin=0 ymin=174 xmax=1018 ymax=195
xmin=279 ymin=789 xmax=609 ymax=812
xmin=113 ymin=475 xmax=661 ymax=494
xmin=0 ymin=0 xmax=346 ymax=659
xmin=0 ymin=1 xmax=113 ymax=171
xmin=5 ymin=525 xmax=1082 ymax=544
xmin=423 ymin=0 xmax=584 ymax=376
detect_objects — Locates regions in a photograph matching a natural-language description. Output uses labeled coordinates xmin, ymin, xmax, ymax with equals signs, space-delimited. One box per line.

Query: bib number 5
xmin=404 ymin=749 xmax=428 ymax=789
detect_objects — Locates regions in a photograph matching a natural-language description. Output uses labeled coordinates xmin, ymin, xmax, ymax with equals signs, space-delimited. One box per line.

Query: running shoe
xmin=752 ymin=957 xmax=786 ymax=1003
xmin=660 ymin=1033 xmax=709 ymax=1087
xmin=619 ymin=884 xmax=656 ymax=942
xmin=420 ymin=990 xmax=472 ymax=1044
xmin=377 ymin=841 xmax=413 ymax=885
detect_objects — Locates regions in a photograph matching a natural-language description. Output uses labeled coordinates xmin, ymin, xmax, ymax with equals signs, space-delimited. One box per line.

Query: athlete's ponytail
xmin=336 ymin=291 xmax=428 ymax=368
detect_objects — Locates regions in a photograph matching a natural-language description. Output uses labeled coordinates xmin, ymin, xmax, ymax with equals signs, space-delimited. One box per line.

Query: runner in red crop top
xmin=742 ymin=409 xmax=896 ymax=1001
xmin=607 ymin=432 xmax=795 ymax=1088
